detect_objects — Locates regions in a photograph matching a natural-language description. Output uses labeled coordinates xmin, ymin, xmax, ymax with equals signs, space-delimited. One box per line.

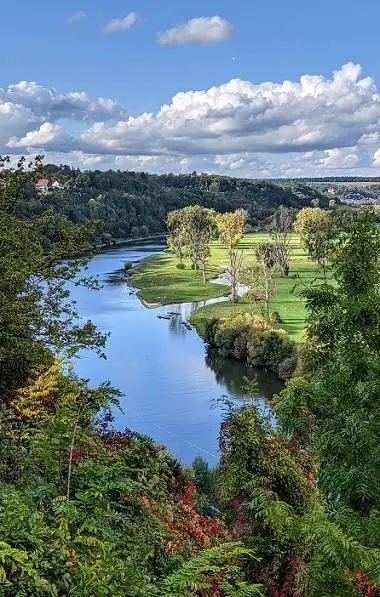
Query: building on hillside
xmin=52 ymin=180 xmax=64 ymax=190
xmin=35 ymin=178 xmax=49 ymax=192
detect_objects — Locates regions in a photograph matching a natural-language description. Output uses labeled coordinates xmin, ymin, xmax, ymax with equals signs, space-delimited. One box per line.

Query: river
xmin=71 ymin=239 xmax=283 ymax=465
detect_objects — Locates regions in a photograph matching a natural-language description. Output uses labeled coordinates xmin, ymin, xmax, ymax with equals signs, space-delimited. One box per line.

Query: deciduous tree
xmin=270 ymin=205 xmax=294 ymax=277
xmin=166 ymin=209 xmax=187 ymax=267
xmin=242 ymin=243 xmax=277 ymax=321
xmin=294 ymin=207 xmax=332 ymax=267
xmin=0 ymin=156 xmax=105 ymax=396
xmin=217 ymin=209 xmax=247 ymax=302
xmin=182 ymin=206 xmax=217 ymax=284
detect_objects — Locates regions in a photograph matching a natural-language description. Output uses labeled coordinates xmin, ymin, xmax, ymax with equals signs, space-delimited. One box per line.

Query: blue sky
xmin=2 ymin=0 xmax=380 ymax=176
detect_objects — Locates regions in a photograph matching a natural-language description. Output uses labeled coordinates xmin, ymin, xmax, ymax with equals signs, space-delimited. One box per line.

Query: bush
xmin=260 ymin=329 xmax=294 ymax=373
xmin=277 ymin=355 xmax=298 ymax=380
xmin=208 ymin=313 xmax=297 ymax=379
xmin=176 ymin=262 xmax=186 ymax=269
xmin=270 ymin=311 xmax=281 ymax=325
xmin=203 ymin=317 xmax=220 ymax=345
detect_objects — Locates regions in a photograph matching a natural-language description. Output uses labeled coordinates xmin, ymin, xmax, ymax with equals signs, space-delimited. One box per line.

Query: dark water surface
xmin=71 ymin=240 xmax=283 ymax=465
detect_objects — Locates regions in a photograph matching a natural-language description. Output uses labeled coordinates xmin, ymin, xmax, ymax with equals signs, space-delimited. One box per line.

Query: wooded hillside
xmin=18 ymin=165 xmax=328 ymax=242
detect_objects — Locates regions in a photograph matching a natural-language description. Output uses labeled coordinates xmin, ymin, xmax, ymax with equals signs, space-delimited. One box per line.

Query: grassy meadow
xmin=132 ymin=233 xmax=318 ymax=341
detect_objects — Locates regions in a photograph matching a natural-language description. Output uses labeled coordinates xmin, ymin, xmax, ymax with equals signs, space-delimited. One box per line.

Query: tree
xmin=0 ymin=156 xmax=105 ymax=396
xmin=166 ymin=209 xmax=187 ymax=267
xmin=182 ymin=206 xmax=217 ymax=284
xmin=242 ymin=243 xmax=277 ymax=321
xmin=294 ymin=207 xmax=332 ymax=267
xmin=270 ymin=205 xmax=294 ymax=277
xmin=217 ymin=209 xmax=247 ymax=302
xmin=278 ymin=210 xmax=380 ymax=508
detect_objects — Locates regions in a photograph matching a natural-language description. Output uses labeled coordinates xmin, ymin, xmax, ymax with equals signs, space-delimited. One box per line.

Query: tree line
xmin=14 ymin=163 xmax=328 ymax=245
xmin=167 ymin=203 xmax=337 ymax=322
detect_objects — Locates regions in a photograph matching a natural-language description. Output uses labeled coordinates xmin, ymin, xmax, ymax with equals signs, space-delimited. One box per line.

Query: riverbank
xmin=131 ymin=233 xmax=316 ymax=340
xmin=131 ymin=254 xmax=229 ymax=304
xmin=97 ymin=233 xmax=165 ymax=251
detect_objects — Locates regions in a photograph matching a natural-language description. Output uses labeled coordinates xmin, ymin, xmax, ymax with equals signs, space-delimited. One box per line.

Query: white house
xmin=52 ymin=180 xmax=64 ymax=190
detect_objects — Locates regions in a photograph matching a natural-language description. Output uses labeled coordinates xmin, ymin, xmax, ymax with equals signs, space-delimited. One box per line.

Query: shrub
xmin=208 ymin=313 xmax=297 ymax=379
xmin=277 ymin=355 xmax=298 ymax=380
xmin=176 ymin=262 xmax=186 ymax=269
xmin=260 ymin=329 xmax=294 ymax=373
xmin=270 ymin=311 xmax=281 ymax=325
xmin=203 ymin=318 xmax=220 ymax=345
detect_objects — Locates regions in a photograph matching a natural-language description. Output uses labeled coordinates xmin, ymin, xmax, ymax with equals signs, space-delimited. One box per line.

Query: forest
xmin=17 ymin=163 xmax=328 ymax=244
xmin=0 ymin=157 xmax=380 ymax=596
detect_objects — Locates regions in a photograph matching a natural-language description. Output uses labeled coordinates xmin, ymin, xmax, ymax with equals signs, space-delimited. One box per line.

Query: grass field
xmin=131 ymin=233 xmax=317 ymax=341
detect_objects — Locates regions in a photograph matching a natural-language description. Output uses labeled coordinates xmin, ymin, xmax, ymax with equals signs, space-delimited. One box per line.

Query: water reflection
xmin=205 ymin=349 xmax=284 ymax=399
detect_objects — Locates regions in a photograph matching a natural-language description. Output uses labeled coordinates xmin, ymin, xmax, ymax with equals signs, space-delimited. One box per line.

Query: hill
xmin=18 ymin=165 xmax=328 ymax=243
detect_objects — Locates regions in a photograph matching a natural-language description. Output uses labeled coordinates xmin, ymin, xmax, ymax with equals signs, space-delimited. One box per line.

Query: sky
xmin=2 ymin=0 xmax=380 ymax=177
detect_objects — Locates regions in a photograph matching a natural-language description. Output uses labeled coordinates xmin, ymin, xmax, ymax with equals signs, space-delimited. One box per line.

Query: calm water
xmin=71 ymin=240 xmax=283 ymax=465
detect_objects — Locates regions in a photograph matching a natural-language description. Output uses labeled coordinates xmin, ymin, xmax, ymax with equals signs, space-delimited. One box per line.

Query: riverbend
xmin=72 ymin=239 xmax=283 ymax=465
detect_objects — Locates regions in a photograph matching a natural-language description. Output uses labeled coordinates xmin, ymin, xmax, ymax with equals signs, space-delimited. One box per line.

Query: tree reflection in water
xmin=205 ymin=348 xmax=283 ymax=402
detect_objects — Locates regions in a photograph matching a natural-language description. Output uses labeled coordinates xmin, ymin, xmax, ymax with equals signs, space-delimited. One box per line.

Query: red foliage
xmin=140 ymin=481 xmax=227 ymax=554
xmin=100 ymin=431 xmax=131 ymax=452
xmin=260 ymin=555 xmax=308 ymax=597
xmin=201 ymin=575 xmax=223 ymax=596
xmin=68 ymin=447 xmax=86 ymax=464
xmin=356 ymin=571 xmax=380 ymax=597
xmin=231 ymin=497 xmax=247 ymax=538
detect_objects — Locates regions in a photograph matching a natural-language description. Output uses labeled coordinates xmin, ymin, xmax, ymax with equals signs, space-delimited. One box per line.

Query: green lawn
xmin=131 ymin=254 xmax=229 ymax=304
xmin=131 ymin=233 xmax=318 ymax=340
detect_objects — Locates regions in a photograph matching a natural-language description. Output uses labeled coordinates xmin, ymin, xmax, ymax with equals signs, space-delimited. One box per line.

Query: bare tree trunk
xmin=202 ymin=261 xmax=206 ymax=284
xmin=265 ymin=295 xmax=270 ymax=322
xmin=228 ymin=249 xmax=244 ymax=303
xmin=67 ymin=418 xmax=79 ymax=501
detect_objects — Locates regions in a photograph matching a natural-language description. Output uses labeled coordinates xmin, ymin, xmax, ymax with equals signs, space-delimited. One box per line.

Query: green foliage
xmin=278 ymin=209 xmax=380 ymax=512
xmin=0 ymin=156 xmax=105 ymax=396
xmin=27 ymin=164 xmax=327 ymax=243
xmin=206 ymin=312 xmax=296 ymax=379
xmin=161 ymin=542 xmax=263 ymax=596
xmin=294 ymin=207 xmax=333 ymax=266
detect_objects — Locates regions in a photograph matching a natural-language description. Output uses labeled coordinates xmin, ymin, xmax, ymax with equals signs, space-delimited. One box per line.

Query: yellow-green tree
xmin=217 ymin=210 xmax=247 ymax=302
xmin=166 ymin=209 xmax=187 ymax=267
xmin=294 ymin=207 xmax=332 ymax=267
xmin=182 ymin=206 xmax=217 ymax=284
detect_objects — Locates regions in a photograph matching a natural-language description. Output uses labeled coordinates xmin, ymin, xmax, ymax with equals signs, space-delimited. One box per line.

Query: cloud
xmin=77 ymin=63 xmax=380 ymax=158
xmin=157 ymin=16 xmax=233 ymax=46
xmin=372 ymin=149 xmax=380 ymax=167
xmin=102 ymin=13 xmax=137 ymax=34
xmin=0 ymin=81 xmax=126 ymax=122
xmin=66 ymin=11 xmax=87 ymax=25
xmin=7 ymin=122 xmax=74 ymax=152
xmin=214 ymin=154 xmax=247 ymax=170
xmin=300 ymin=147 xmax=361 ymax=169
xmin=3 ymin=64 xmax=380 ymax=176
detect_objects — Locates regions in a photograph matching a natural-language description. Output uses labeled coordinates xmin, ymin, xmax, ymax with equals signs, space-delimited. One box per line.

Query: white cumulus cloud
xmin=78 ymin=63 xmax=380 ymax=158
xmin=3 ymin=64 xmax=380 ymax=176
xmin=7 ymin=122 xmax=74 ymax=152
xmin=157 ymin=16 xmax=233 ymax=46
xmin=102 ymin=13 xmax=138 ymax=34
xmin=372 ymin=149 xmax=380 ymax=167
xmin=0 ymin=81 xmax=126 ymax=122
